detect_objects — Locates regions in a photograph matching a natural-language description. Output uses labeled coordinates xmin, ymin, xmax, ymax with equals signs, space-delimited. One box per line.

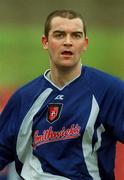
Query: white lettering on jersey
xmin=55 ymin=95 xmax=64 ymax=100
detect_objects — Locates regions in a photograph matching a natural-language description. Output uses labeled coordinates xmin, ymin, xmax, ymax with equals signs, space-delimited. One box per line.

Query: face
xmin=42 ymin=17 xmax=88 ymax=70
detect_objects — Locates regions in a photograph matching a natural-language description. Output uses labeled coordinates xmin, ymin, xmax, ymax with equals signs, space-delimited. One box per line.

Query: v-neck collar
xmin=44 ymin=66 xmax=84 ymax=91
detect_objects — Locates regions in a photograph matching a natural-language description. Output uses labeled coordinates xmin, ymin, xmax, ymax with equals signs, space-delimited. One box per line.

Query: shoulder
xmin=83 ymin=66 xmax=124 ymax=101
xmin=0 ymin=75 xmax=45 ymax=129
xmin=84 ymin=66 xmax=119 ymax=84
xmin=1 ymin=75 xmax=45 ymax=118
xmin=9 ymin=74 xmax=46 ymax=103
xmin=16 ymin=75 xmax=44 ymax=96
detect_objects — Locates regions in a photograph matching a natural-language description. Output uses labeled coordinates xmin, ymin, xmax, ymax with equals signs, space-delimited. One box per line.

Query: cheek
xmin=48 ymin=40 xmax=59 ymax=52
xmin=76 ymin=45 xmax=84 ymax=54
xmin=78 ymin=42 xmax=86 ymax=52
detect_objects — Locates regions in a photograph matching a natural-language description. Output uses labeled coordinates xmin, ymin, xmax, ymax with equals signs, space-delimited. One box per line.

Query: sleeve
xmin=0 ymin=92 xmax=21 ymax=170
xmin=102 ymin=78 xmax=124 ymax=143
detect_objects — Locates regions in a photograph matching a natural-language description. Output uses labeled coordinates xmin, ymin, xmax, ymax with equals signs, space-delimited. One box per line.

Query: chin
xmin=57 ymin=63 xmax=77 ymax=70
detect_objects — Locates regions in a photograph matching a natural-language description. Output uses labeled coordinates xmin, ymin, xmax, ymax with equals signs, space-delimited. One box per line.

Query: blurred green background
xmin=0 ymin=0 xmax=124 ymax=87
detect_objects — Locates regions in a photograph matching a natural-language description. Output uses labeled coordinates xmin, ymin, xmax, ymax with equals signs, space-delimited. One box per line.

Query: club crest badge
xmin=47 ymin=103 xmax=63 ymax=123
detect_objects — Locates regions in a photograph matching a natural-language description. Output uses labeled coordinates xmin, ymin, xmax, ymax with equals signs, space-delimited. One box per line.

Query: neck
xmin=49 ymin=64 xmax=82 ymax=88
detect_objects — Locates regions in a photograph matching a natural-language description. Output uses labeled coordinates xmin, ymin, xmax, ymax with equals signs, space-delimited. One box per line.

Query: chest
xmin=32 ymin=89 xmax=97 ymax=149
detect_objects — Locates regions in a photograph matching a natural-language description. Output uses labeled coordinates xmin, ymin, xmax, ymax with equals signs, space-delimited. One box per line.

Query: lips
xmin=61 ymin=51 xmax=73 ymax=56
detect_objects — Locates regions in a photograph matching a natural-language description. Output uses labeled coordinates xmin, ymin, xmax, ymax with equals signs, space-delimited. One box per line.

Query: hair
xmin=44 ymin=9 xmax=86 ymax=39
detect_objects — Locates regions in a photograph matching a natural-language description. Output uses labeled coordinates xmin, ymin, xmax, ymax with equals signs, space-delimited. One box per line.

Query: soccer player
xmin=0 ymin=9 xmax=124 ymax=180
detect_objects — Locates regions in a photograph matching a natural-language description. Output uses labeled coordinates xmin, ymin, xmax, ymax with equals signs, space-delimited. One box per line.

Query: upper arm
xmin=101 ymin=79 xmax=124 ymax=143
xmin=0 ymin=92 xmax=20 ymax=170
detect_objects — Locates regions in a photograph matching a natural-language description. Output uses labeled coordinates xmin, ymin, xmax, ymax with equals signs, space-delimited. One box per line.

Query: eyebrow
xmin=52 ymin=30 xmax=65 ymax=34
xmin=72 ymin=31 xmax=84 ymax=35
xmin=52 ymin=30 xmax=84 ymax=35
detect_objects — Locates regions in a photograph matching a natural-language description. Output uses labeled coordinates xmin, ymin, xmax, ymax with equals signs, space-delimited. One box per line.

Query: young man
xmin=0 ymin=9 xmax=124 ymax=180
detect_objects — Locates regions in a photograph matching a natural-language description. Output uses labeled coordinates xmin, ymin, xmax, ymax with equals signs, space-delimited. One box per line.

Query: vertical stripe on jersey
xmin=94 ymin=124 xmax=105 ymax=152
xmin=16 ymin=88 xmax=70 ymax=180
xmin=82 ymin=95 xmax=101 ymax=180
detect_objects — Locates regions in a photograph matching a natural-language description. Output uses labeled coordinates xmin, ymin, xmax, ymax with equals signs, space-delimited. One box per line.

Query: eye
xmin=72 ymin=32 xmax=83 ymax=39
xmin=54 ymin=32 xmax=64 ymax=39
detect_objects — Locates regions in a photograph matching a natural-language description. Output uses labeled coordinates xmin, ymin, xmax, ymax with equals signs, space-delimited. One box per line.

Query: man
xmin=0 ymin=9 xmax=124 ymax=180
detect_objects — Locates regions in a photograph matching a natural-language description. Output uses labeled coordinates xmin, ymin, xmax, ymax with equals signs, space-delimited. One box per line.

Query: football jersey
xmin=0 ymin=66 xmax=124 ymax=180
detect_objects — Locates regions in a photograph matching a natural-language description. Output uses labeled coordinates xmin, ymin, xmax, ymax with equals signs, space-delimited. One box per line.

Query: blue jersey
xmin=0 ymin=66 xmax=124 ymax=180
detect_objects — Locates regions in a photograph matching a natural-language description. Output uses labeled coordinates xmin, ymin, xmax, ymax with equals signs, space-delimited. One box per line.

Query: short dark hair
xmin=44 ymin=9 xmax=86 ymax=39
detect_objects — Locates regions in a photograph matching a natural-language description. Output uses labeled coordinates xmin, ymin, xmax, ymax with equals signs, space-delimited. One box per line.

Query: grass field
xmin=0 ymin=25 xmax=124 ymax=87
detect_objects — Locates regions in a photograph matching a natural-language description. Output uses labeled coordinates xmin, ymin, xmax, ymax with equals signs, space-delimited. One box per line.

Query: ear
xmin=41 ymin=35 xmax=48 ymax=49
xmin=83 ymin=37 xmax=88 ymax=51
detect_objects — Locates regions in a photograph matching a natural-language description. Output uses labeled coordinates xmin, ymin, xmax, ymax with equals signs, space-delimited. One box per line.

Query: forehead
xmin=50 ymin=17 xmax=84 ymax=32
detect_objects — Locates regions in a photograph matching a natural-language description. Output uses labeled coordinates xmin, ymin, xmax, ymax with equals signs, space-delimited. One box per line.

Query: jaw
xmin=50 ymin=56 xmax=82 ymax=71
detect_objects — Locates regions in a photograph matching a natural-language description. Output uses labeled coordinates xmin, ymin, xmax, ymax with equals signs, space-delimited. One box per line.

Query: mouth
xmin=61 ymin=50 xmax=73 ymax=56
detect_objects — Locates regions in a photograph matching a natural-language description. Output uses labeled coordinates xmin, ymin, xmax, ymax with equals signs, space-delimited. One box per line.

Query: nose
xmin=63 ymin=35 xmax=72 ymax=47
